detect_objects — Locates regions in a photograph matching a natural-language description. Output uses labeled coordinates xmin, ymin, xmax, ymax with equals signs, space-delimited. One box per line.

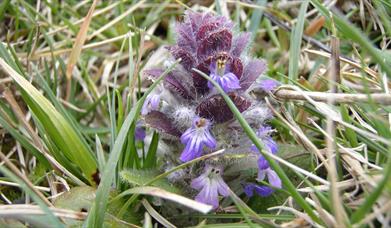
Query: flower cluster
xmin=140 ymin=10 xmax=281 ymax=209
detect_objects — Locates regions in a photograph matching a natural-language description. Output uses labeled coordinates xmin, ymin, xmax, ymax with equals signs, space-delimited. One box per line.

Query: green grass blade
xmin=249 ymin=0 xmax=266 ymax=42
xmin=144 ymin=131 xmax=159 ymax=168
xmin=288 ymin=0 xmax=309 ymax=82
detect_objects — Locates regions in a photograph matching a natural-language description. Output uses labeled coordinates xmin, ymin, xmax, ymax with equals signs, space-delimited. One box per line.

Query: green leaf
xmin=120 ymin=169 xmax=180 ymax=193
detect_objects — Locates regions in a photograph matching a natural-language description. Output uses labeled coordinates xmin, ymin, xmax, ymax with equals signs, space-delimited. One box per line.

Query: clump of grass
xmin=0 ymin=0 xmax=390 ymax=227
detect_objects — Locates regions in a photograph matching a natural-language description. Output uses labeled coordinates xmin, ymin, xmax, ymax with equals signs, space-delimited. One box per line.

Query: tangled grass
xmin=0 ymin=0 xmax=391 ymax=227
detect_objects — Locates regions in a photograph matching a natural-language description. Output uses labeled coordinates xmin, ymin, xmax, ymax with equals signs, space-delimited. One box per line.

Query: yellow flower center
xmin=216 ymin=58 xmax=227 ymax=76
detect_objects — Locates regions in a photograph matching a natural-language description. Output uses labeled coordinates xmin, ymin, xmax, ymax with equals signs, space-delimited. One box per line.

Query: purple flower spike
xmin=141 ymin=87 xmax=163 ymax=115
xmin=244 ymin=183 xmax=274 ymax=197
xmin=135 ymin=121 xmax=146 ymax=141
xmin=208 ymin=58 xmax=241 ymax=92
xmin=180 ymin=117 xmax=216 ymax=162
xmin=257 ymin=168 xmax=282 ymax=189
xmin=191 ymin=165 xmax=229 ymax=209
xmin=259 ymin=79 xmax=279 ymax=92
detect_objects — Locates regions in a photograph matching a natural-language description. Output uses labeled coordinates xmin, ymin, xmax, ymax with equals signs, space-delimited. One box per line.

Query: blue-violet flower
xmin=244 ymin=183 xmax=274 ymax=197
xmin=208 ymin=57 xmax=241 ymax=92
xmin=180 ymin=117 xmax=216 ymax=162
xmin=141 ymin=86 xmax=163 ymax=115
xmin=191 ymin=165 xmax=229 ymax=208
xmin=257 ymin=167 xmax=282 ymax=189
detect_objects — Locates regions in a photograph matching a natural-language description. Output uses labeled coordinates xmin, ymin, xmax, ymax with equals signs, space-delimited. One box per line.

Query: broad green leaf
xmin=120 ymin=169 xmax=180 ymax=193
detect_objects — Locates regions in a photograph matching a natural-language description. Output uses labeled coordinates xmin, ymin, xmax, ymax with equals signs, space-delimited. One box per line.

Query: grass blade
xmin=288 ymin=0 xmax=309 ymax=82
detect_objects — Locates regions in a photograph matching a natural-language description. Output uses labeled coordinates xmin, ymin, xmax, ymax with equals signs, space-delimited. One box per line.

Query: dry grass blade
xmin=0 ymin=180 xmax=50 ymax=192
xmin=326 ymin=34 xmax=348 ymax=225
xmin=124 ymin=186 xmax=213 ymax=214
xmin=273 ymin=89 xmax=391 ymax=105
xmin=0 ymin=205 xmax=86 ymax=220
xmin=65 ymin=0 xmax=98 ymax=100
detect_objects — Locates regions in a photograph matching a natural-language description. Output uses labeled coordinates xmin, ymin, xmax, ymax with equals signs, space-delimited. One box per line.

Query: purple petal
xmin=257 ymin=156 xmax=269 ymax=170
xmin=259 ymin=79 xmax=279 ymax=92
xmin=195 ymin=15 xmax=233 ymax=42
xmin=231 ymin=32 xmax=251 ymax=56
xmin=264 ymin=137 xmax=278 ymax=154
xmin=216 ymin=178 xmax=230 ymax=197
xmin=186 ymin=11 xmax=204 ymax=34
xmin=144 ymin=111 xmax=181 ymax=137
xmin=223 ymin=72 xmax=241 ymax=90
xmin=135 ymin=122 xmax=146 ymax=141
xmin=267 ymin=169 xmax=282 ymax=189
xmin=254 ymin=185 xmax=274 ymax=197
xmin=180 ymin=128 xmax=194 ymax=144
xmin=141 ymin=93 xmax=161 ymax=116
xmin=196 ymin=93 xmax=251 ymax=123
xmin=196 ymin=22 xmax=221 ymax=41
xmin=244 ymin=183 xmax=274 ymax=197
xmin=244 ymin=183 xmax=255 ymax=197
xmin=203 ymin=131 xmax=217 ymax=148
xmin=257 ymin=125 xmax=273 ymax=137
xmin=195 ymin=182 xmax=219 ymax=209
xmin=191 ymin=174 xmax=208 ymax=190
xmin=239 ymin=59 xmax=267 ymax=91
xmin=180 ymin=143 xmax=200 ymax=162
xmin=208 ymin=72 xmax=241 ymax=92
xmin=257 ymin=169 xmax=266 ymax=181
xmin=180 ymin=137 xmax=203 ymax=162
xmin=149 ymin=95 xmax=160 ymax=110
xmin=141 ymin=95 xmax=155 ymax=116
